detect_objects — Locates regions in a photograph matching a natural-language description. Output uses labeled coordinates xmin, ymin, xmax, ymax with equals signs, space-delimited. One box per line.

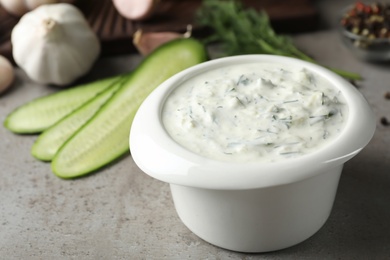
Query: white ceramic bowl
xmin=129 ymin=55 xmax=375 ymax=252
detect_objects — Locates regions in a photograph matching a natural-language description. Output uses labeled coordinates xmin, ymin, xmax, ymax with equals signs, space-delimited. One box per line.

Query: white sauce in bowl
xmin=162 ymin=62 xmax=348 ymax=163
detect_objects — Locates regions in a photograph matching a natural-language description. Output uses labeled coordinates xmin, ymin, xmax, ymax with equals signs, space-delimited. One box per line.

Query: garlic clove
xmin=0 ymin=55 xmax=15 ymax=94
xmin=133 ymin=30 xmax=182 ymax=56
xmin=133 ymin=26 xmax=192 ymax=56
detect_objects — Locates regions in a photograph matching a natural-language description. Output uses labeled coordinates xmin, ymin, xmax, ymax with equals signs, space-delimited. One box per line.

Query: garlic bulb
xmin=0 ymin=55 xmax=15 ymax=94
xmin=0 ymin=0 xmax=74 ymax=17
xmin=0 ymin=0 xmax=29 ymax=16
xmin=11 ymin=3 xmax=101 ymax=86
xmin=25 ymin=0 xmax=74 ymax=10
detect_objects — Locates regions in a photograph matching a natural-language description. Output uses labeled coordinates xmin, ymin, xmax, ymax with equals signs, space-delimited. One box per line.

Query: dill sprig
xmin=196 ymin=0 xmax=362 ymax=81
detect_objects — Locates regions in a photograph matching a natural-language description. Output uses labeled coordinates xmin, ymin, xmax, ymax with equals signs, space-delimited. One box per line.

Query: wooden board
xmin=0 ymin=0 xmax=318 ymax=62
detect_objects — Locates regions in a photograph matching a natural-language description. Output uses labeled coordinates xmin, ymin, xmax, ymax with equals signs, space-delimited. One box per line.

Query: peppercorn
xmin=380 ymin=116 xmax=389 ymax=126
xmin=341 ymin=2 xmax=390 ymax=39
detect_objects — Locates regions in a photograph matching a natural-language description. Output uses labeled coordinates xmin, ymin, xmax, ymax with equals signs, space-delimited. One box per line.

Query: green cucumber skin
xmin=52 ymin=38 xmax=208 ymax=178
xmin=4 ymin=76 xmax=121 ymax=134
xmin=31 ymin=76 xmax=127 ymax=161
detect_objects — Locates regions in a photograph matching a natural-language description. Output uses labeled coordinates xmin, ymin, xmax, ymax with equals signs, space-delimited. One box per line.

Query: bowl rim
xmin=130 ymin=55 xmax=376 ymax=190
xmin=341 ymin=28 xmax=390 ymax=43
xmin=339 ymin=25 xmax=390 ymax=45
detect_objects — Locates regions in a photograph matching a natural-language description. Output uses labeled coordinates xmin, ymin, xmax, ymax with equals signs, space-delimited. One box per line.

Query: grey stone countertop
xmin=1 ymin=30 xmax=390 ymax=259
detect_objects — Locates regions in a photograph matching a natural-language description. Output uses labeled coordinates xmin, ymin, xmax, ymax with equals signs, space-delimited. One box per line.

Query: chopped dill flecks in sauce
xmin=162 ymin=63 xmax=348 ymax=163
xmin=237 ymin=75 xmax=251 ymax=86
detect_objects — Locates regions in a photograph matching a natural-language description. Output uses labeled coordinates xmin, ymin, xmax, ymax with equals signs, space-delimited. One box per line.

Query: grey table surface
xmin=1 ymin=2 xmax=390 ymax=259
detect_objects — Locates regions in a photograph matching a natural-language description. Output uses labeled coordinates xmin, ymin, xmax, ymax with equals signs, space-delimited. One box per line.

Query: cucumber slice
xmin=31 ymin=76 xmax=128 ymax=161
xmin=52 ymin=38 xmax=208 ymax=178
xmin=4 ymin=76 xmax=121 ymax=134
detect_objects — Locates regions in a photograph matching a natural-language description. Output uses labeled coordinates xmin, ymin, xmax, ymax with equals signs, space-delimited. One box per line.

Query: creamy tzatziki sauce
xmin=162 ymin=62 xmax=348 ymax=163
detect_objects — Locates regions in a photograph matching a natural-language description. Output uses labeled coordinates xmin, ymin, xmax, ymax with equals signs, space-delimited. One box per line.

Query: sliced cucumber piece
xmin=31 ymin=76 xmax=128 ymax=161
xmin=4 ymin=76 xmax=122 ymax=134
xmin=52 ymin=38 xmax=208 ymax=178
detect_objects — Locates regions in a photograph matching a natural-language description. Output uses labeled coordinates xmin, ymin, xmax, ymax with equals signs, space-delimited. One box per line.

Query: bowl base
xmin=170 ymin=165 xmax=343 ymax=252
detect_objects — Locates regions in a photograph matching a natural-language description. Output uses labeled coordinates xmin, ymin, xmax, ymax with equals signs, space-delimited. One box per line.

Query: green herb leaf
xmin=196 ymin=0 xmax=362 ymax=81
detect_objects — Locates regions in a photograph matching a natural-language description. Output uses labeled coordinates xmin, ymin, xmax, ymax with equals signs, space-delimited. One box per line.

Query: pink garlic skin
xmin=112 ymin=0 xmax=156 ymax=21
xmin=133 ymin=30 xmax=183 ymax=56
